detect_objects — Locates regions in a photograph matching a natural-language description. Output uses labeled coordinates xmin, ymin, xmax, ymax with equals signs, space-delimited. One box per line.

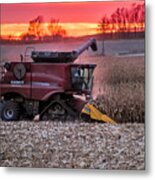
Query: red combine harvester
xmin=0 ymin=39 xmax=116 ymax=124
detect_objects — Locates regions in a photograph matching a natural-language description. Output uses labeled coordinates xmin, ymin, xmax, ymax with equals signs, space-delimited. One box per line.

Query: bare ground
xmin=0 ymin=120 xmax=144 ymax=169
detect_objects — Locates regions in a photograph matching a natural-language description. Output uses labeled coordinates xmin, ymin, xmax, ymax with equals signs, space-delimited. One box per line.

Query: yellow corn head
xmin=81 ymin=100 xmax=117 ymax=124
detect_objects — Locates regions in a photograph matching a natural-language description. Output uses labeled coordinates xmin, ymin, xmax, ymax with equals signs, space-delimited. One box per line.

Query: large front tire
xmin=1 ymin=101 xmax=20 ymax=121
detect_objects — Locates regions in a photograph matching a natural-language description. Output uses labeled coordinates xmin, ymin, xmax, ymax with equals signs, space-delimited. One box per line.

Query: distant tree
xmin=48 ymin=18 xmax=66 ymax=40
xmin=20 ymin=33 xmax=36 ymax=41
xmin=98 ymin=15 xmax=110 ymax=33
xmin=98 ymin=15 xmax=110 ymax=55
xmin=113 ymin=8 xmax=122 ymax=32
xmin=8 ymin=34 xmax=13 ymax=40
xmin=27 ymin=15 xmax=44 ymax=40
xmin=129 ymin=3 xmax=145 ymax=33
xmin=119 ymin=7 xmax=130 ymax=32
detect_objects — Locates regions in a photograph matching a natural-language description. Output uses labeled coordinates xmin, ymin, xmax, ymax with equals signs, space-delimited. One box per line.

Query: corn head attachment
xmin=81 ymin=100 xmax=117 ymax=124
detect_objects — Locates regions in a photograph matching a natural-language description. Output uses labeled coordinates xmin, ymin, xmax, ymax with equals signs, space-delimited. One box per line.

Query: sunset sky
xmin=0 ymin=0 xmax=144 ymax=38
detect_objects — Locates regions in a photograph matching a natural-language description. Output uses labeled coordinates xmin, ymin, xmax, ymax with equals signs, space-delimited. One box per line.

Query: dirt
xmin=0 ymin=120 xmax=145 ymax=169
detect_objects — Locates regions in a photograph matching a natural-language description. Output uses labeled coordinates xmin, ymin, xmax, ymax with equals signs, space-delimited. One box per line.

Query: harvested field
xmin=0 ymin=121 xmax=144 ymax=169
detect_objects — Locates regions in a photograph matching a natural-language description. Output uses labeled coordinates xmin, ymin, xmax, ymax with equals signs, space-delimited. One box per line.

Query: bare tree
xmin=129 ymin=3 xmax=145 ymax=33
xmin=48 ymin=18 xmax=66 ymax=40
xmin=27 ymin=15 xmax=44 ymax=40
xmin=98 ymin=15 xmax=110 ymax=33
xmin=98 ymin=15 xmax=110 ymax=55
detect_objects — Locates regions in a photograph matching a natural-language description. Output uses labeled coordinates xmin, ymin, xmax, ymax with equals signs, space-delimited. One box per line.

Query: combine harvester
xmin=0 ymin=38 xmax=116 ymax=124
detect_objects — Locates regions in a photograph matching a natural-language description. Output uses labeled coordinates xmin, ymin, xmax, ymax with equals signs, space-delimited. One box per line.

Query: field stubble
xmin=0 ymin=121 xmax=144 ymax=169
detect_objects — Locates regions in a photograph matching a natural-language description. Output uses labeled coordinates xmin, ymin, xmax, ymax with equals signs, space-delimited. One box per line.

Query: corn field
xmin=92 ymin=55 xmax=145 ymax=123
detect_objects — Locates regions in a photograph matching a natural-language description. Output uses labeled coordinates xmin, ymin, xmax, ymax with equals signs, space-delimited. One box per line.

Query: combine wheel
xmin=41 ymin=102 xmax=67 ymax=121
xmin=1 ymin=101 xmax=20 ymax=121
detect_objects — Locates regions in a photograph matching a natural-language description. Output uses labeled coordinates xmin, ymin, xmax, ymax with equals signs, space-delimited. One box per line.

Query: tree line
xmin=98 ymin=3 xmax=144 ymax=35
xmin=20 ymin=16 xmax=67 ymax=41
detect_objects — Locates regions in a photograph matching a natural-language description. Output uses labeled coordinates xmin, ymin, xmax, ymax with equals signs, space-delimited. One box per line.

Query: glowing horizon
xmin=1 ymin=21 xmax=145 ymax=40
xmin=0 ymin=1 xmax=144 ymax=40
xmin=1 ymin=22 xmax=99 ymax=38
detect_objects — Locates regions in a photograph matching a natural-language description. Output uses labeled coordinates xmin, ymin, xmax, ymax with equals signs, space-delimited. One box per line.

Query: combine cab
xmin=0 ymin=38 xmax=116 ymax=124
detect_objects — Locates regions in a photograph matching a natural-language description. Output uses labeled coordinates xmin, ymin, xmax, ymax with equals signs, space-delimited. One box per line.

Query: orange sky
xmin=0 ymin=1 xmax=144 ymax=38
